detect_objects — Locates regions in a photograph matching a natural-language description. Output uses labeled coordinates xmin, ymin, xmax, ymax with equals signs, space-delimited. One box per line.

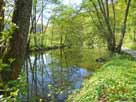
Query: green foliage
xmin=0 ymin=71 xmax=27 ymax=102
xmin=0 ymin=21 xmax=18 ymax=56
xmin=68 ymin=55 xmax=136 ymax=102
xmin=33 ymin=0 xmax=37 ymax=6
xmin=0 ymin=59 xmax=9 ymax=72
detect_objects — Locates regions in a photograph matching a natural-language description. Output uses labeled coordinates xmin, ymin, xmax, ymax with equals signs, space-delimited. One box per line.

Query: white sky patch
xmin=62 ymin=0 xmax=82 ymax=6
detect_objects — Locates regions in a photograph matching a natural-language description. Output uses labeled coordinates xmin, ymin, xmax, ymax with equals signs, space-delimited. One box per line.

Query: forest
xmin=0 ymin=0 xmax=136 ymax=102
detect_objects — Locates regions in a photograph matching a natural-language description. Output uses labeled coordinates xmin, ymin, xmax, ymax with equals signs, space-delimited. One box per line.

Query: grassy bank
xmin=68 ymin=54 xmax=136 ymax=102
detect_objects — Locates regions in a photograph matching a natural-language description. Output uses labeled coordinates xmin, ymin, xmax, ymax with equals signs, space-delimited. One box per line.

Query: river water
xmin=23 ymin=48 xmax=107 ymax=102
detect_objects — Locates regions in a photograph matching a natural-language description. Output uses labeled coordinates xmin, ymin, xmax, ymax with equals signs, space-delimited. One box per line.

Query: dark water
xmin=23 ymin=48 xmax=107 ymax=102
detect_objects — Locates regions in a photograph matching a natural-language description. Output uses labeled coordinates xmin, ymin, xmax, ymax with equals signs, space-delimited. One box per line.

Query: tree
xmin=83 ymin=0 xmax=132 ymax=53
xmin=126 ymin=0 xmax=136 ymax=41
xmin=117 ymin=0 xmax=132 ymax=52
xmin=0 ymin=0 xmax=4 ymax=32
xmin=0 ymin=0 xmax=5 ymax=56
xmin=2 ymin=0 xmax=32 ymax=81
xmin=50 ymin=5 xmax=84 ymax=47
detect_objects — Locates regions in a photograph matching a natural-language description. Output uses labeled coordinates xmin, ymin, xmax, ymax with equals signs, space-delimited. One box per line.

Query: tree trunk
xmin=0 ymin=0 xmax=4 ymax=32
xmin=116 ymin=0 xmax=131 ymax=52
xmin=107 ymin=37 xmax=116 ymax=53
xmin=2 ymin=0 xmax=32 ymax=81
xmin=0 ymin=0 xmax=5 ymax=56
xmin=134 ymin=30 xmax=136 ymax=41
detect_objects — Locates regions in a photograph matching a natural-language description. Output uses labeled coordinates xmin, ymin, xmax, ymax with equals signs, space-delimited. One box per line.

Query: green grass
xmin=68 ymin=54 xmax=136 ymax=102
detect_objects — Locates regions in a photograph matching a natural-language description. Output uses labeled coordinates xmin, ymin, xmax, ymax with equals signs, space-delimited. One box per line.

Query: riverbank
xmin=68 ymin=54 xmax=136 ymax=102
xmin=28 ymin=45 xmax=66 ymax=52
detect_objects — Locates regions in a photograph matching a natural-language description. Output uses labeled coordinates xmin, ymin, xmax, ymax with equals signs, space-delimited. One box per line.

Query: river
xmin=23 ymin=48 xmax=108 ymax=102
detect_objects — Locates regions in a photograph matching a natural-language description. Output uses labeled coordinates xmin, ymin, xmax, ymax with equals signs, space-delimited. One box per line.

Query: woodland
xmin=0 ymin=0 xmax=136 ymax=102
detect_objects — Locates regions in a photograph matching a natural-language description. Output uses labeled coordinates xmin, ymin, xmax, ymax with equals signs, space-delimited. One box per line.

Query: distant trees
xmin=29 ymin=0 xmax=60 ymax=48
xmin=49 ymin=6 xmax=85 ymax=48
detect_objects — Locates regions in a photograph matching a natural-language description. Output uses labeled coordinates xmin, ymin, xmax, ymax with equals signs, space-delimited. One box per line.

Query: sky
xmin=63 ymin=0 xmax=82 ymax=6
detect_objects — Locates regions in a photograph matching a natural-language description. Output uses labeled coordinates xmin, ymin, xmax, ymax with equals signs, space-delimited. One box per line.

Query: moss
xmin=68 ymin=55 xmax=136 ymax=102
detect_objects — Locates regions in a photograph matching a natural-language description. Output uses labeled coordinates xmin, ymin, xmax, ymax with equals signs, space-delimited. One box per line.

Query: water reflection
xmin=24 ymin=48 xmax=106 ymax=102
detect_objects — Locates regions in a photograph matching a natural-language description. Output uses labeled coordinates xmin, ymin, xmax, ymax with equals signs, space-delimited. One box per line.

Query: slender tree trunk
xmin=0 ymin=0 xmax=4 ymax=32
xmin=33 ymin=2 xmax=37 ymax=47
xmin=0 ymin=0 xmax=5 ymax=56
xmin=116 ymin=0 xmax=131 ymax=52
xmin=133 ymin=30 xmax=136 ymax=42
xmin=41 ymin=0 xmax=44 ymax=47
xmin=2 ymin=0 xmax=32 ymax=81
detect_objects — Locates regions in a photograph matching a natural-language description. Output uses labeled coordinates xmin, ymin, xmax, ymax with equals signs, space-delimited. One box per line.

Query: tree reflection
xmin=24 ymin=49 xmax=92 ymax=102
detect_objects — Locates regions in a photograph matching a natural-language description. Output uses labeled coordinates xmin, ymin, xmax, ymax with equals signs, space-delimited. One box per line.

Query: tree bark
xmin=116 ymin=0 xmax=131 ymax=52
xmin=2 ymin=0 xmax=32 ymax=81
xmin=0 ymin=0 xmax=4 ymax=32
xmin=0 ymin=0 xmax=5 ymax=56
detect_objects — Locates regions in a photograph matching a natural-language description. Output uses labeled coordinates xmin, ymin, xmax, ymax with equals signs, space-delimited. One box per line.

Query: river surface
xmin=23 ymin=48 xmax=108 ymax=102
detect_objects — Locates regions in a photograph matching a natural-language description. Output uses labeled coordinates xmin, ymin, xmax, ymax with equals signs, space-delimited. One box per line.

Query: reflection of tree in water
xmin=49 ymin=48 xmax=83 ymax=67
xmin=24 ymin=49 xmax=91 ymax=102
